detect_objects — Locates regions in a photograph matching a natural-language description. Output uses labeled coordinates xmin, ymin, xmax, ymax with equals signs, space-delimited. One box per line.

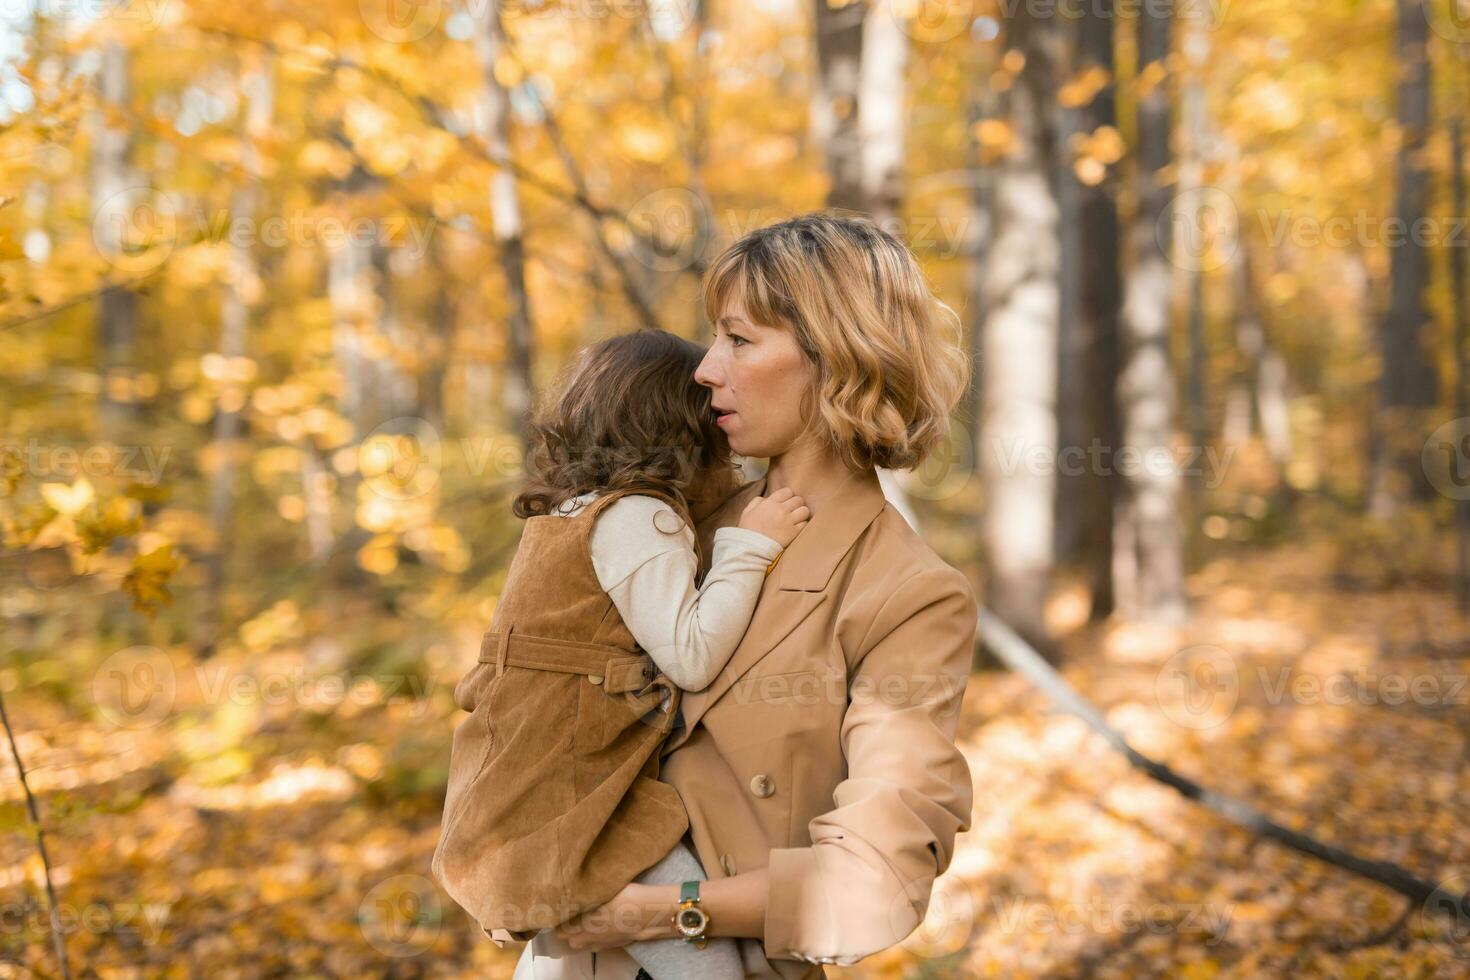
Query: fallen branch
xmin=976 ymin=610 xmax=1470 ymax=921
xmin=0 ymin=690 xmax=71 ymax=979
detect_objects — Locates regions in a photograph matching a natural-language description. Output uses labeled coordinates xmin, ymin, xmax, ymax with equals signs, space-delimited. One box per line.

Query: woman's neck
xmin=763 ymin=442 xmax=866 ymax=516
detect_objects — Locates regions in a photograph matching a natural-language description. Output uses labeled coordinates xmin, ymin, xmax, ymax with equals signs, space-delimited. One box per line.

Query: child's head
xmin=512 ymin=330 xmax=741 ymax=524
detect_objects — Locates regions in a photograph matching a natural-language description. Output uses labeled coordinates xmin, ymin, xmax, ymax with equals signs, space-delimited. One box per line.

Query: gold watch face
xmin=676 ymin=906 xmax=708 ymax=936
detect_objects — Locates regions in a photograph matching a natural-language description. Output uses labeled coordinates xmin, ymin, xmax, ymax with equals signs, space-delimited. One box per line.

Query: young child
xmin=432 ymin=329 xmax=809 ymax=980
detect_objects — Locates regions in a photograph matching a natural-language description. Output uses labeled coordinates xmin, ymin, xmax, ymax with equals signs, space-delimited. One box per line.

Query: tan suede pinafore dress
xmin=431 ymin=487 xmax=690 ymax=946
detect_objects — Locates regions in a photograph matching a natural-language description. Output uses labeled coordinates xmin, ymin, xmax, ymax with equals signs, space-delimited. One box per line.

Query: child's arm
xmin=588 ymin=495 xmax=782 ymax=691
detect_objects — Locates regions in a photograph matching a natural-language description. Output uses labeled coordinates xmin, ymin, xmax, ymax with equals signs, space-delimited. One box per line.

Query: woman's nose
xmin=694 ymin=349 xmax=721 ymax=388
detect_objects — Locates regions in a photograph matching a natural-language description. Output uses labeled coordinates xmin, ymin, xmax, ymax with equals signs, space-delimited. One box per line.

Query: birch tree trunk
xmin=1116 ymin=2 xmax=1186 ymax=624
xmin=476 ymin=0 xmax=535 ymax=448
xmin=858 ymin=2 xmax=907 ymax=228
xmin=979 ymin=7 xmax=1062 ymax=654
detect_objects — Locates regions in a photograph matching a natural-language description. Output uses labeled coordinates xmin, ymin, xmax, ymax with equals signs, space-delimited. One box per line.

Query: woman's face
xmin=694 ymin=300 xmax=816 ymax=460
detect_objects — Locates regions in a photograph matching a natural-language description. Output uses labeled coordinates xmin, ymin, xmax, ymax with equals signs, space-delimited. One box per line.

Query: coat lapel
xmin=667 ymin=467 xmax=889 ymax=751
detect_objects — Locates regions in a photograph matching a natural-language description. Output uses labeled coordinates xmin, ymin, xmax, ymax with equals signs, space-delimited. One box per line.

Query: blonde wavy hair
xmin=702 ymin=211 xmax=971 ymax=473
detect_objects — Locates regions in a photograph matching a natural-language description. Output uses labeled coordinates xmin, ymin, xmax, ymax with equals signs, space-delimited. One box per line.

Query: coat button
xmin=587 ymin=674 xmax=603 ymax=685
xmin=720 ymin=853 xmax=736 ymax=876
xmin=749 ymin=773 xmax=775 ymax=797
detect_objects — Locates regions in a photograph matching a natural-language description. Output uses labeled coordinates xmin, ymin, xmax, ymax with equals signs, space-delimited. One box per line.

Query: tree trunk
xmin=199 ymin=53 xmax=275 ymax=655
xmin=1116 ymin=3 xmax=1186 ymax=624
xmin=476 ymin=0 xmax=536 ymax=448
xmin=1451 ymin=118 xmax=1469 ymax=613
xmin=979 ymin=6 xmax=1062 ymax=655
xmin=859 ymin=1 xmax=907 ymax=227
xmin=420 ymin=231 xmax=459 ymax=432
xmin=91 ymin=39 xmax=139 ymax=443
xmin=964 ymin=85 xmax=997 ymax=459
xmin=1060 ymin=0 xmax=1122 ymax=621
xmin=1180 ymin=18 xmax=1210 ymax=484
xmin=1369 ymin=0 xmax=1439 ymax=516
xmin=812 ymin=0 xmax=866 ymax=212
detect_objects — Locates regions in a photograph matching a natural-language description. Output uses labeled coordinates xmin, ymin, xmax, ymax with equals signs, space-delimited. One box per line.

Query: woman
xmin=514 ymin=212 xmax=979 ymax=979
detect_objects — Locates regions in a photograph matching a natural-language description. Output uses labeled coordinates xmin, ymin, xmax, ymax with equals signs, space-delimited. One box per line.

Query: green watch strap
xmin=679 ymin=880 xmax=700 ymax=904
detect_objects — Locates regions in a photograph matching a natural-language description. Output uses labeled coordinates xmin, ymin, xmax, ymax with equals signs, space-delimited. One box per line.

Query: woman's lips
xmin=715 ymin=411 xmax=735 ymax=427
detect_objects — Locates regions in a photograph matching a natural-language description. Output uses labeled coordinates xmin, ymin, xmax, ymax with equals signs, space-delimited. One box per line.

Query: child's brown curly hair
xmin=512 ymin=330 xmax=742 ymax=534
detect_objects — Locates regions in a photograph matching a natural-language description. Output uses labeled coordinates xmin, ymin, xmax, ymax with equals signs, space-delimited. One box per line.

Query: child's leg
xmin=625 ymin=840 xmax=743 ymax=980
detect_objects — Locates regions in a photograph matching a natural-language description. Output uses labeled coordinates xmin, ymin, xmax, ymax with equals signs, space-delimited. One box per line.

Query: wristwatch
xmin=672 ymin=880 xmax=710 ymax=947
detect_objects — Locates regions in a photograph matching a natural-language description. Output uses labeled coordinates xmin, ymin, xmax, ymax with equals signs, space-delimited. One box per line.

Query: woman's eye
xmin=729 ymin=333 xmax=747 ymax=347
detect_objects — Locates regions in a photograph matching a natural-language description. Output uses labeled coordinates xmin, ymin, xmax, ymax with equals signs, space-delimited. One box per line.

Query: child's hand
xmin=738 ymin=487 xmax=810 ymax=548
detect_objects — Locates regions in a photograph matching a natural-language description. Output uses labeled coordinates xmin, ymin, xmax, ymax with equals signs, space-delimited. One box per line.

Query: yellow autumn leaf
xmin=41 ymin=477 xmax=94 ymax=516
xmin=122 ymin=544 xmax=180 ymax=615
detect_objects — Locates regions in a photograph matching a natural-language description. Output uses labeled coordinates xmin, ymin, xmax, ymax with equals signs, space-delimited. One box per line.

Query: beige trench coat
xmin=512 ymin=467 xmax=978 ymax=979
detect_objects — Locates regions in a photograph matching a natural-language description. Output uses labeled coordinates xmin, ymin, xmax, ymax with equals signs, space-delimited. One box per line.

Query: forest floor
xmin=2 ymin=532 xmax=1468 ymax=978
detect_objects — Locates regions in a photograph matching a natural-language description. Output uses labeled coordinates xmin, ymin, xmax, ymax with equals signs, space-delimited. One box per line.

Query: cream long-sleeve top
xmin=551 ymin=491 xmax=782 ymax=692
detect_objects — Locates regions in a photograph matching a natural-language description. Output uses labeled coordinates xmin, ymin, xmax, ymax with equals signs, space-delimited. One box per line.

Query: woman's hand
xmin=551 ymin=882 xmax=679 ymax=951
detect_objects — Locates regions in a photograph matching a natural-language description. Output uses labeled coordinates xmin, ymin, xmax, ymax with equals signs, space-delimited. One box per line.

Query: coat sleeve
xmin=761 ymin=565 xmax=978 ymax=966
xmin=591 ymin=495 xmax=782 ymax=691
